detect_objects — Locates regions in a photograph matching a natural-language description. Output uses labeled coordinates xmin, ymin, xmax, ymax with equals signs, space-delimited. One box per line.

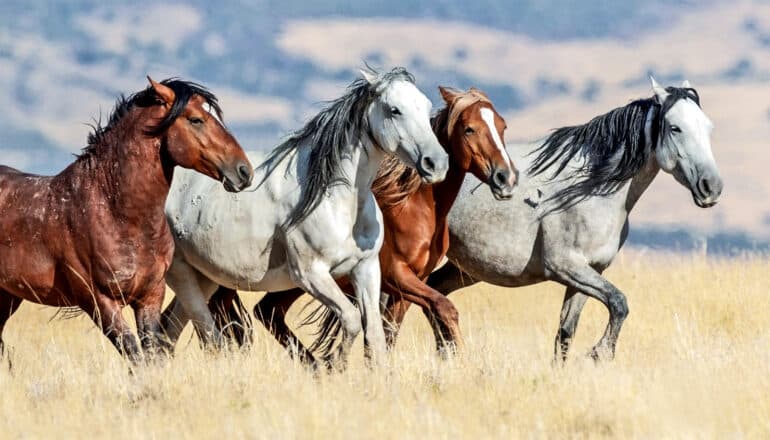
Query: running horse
xmin=160 ymin=67 xmax=450 ymax=368
xmin=0 ymin=78 xmax=252 ymax=363
xmin=193 ymin=86 xmax=517 ymax=364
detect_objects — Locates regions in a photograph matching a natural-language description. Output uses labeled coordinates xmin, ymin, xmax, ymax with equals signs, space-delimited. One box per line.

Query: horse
xmin=199 ymin=86 xmax=518 ymax=364
xmin=0 ymin=78 xmax=253 ymax=364
xmin=160 ymin=67 xmax=449 ymax=367
xmin=387 ymin=77 xmax=723 ymax=362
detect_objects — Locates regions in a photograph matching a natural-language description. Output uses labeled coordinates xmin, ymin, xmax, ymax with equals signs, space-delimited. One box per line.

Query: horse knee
xmin=341 ymin=310 xmax=362 ymax=338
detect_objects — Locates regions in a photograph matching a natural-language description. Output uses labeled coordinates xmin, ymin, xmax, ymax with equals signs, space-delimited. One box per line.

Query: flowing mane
xmin=373 ymin=88 xmax=491 ymax=207
xmin=81 ymin=78 xmax=222 ymax=158
xmin=528 ymin=86 xmax=700 ymax=211
xmin=259 ymin=67 xmax=415 ymax=228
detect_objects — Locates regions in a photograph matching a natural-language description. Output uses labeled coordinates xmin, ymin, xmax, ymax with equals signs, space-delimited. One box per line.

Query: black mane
xmin=259 ymin=67 xmax=416 ymax=229
xmin=82 ymin=78 xmax=222 ymax=157
xmin=528 ymin=86 xmax=700 ymax=211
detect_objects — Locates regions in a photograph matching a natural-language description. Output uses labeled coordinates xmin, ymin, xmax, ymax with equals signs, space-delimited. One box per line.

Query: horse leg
xmin=391 ymin=262 xmax=464 ymax=356
xmin=382 ymin=290 xmax=411 ymax=348
xmin=254 ymin=288 xmax=317 ymax=365
xmin=161 ymin=258 xmax=220 ymax=349
xmin=83 ymin=294 xmax=142 ymax=364
xmin=208 ymin=286 xmax=253 ymax=348
xmin=133 ymin=283 xmax=173 ymax=362
xmin=349 ymin=256 xmax=387 ymax=365
xmin=553 ymin=286 xmax=589 ymax=364
xmin=292 ymin=267 xmax=362 ymax=370
xmin=550 ymin=263 xmax=628 ymax=361
xmin=0 ymin=292 xmax=22 ymax=369
xmin=383 ymin=260 xmax=475 ymax=349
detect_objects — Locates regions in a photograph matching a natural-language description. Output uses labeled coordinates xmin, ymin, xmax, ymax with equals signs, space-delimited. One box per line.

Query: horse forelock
xmin=446 ymin=90 xmax=492 ymax=136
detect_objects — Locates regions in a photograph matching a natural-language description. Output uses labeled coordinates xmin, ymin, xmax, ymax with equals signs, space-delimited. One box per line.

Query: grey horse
xmin=387 ymin=77 xmax=723 ymax=362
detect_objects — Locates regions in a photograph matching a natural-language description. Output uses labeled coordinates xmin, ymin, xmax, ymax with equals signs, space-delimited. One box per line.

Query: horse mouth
xmin=492 ymin=190 xmax=514 ymax=201
xmin=222 ymin=176 xmax=238 ymax=193
xmin=693 ymin=195 xmax=718 ymax=208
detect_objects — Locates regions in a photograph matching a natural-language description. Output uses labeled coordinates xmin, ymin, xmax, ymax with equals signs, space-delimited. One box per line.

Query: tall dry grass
xmin=0 ymin=252 xmax=767 ymax=439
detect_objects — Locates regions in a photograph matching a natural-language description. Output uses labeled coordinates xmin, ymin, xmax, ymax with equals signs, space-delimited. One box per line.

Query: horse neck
xmin=624 ymin=155 xmax=660 ymax=212
xmin=348 ymin=136 xmax=389 ymax=200
xmin=72 ymin=112 xmax=172 ymax=223
xmin=624 ymin=105 xmax=662 ymax=213
xmin=430 ymin=128 xmax=467 ymax=219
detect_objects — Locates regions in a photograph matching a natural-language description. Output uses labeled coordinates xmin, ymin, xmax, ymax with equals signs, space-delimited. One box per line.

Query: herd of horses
xmin=0 ymin=66 xmax=722 ymax=370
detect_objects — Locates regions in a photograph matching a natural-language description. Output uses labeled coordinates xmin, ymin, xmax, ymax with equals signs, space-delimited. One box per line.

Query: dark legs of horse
xmin=0 ymin=292 xmax=22 ymax=370
xmin=133 ymin=284 xmax=173 ymax=362
xmin=83 ymin=294 xmax=143 ymax=364
xmin=554 ymin=286 xmax=588 ymax=364
xmin=383 ymin=261 xmax=478 ymax=354
xmin=550 ymin=265 xmax=626 ymax=361
xmin=208 ymin=286 xmax=253 ymax=348
xmin=253 ymin=288 xmax=316 ymax=365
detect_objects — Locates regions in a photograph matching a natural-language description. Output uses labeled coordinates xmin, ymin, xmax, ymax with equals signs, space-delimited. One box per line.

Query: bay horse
xmin=399 ymin=78 xmax=722 ymax=362
xmin=159 ymin=67 xmax=449 ymax=367
xmin=195 ymin=86 xmax=517 ymax=365
xmin=0 ymin=78 xmax=253 ymax=363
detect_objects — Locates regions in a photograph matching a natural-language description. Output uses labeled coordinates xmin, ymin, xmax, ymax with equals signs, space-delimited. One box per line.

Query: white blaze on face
xmin=204 ymin=102 xmax=223 ymax=125
xmin=480 ymin=107 xmax=510 ymax=162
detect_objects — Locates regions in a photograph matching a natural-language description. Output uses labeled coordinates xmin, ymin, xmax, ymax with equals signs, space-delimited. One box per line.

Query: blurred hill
xmin=0 ymin=0 xmax=768 ymax=253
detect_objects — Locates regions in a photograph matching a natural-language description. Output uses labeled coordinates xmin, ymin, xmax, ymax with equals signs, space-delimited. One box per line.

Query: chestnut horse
xmin=0 ymin=78 xmax=253 ymax=363
xmin=195 ymin=86 xmax=517 ymax=363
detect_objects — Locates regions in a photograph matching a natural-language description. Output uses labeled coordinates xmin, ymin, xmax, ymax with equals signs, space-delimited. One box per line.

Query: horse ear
xmin=147 ymin=76 xmax=175 ymax=106
xmin=439 ymin=86 xmax=460 ymax=104
xmin=681 ymin=79 xmax=692 ymax=88
xmin=649 ymin=76 xmax=669 ymax=102
xmin=359 ymin=69 xmax=378 ymax=85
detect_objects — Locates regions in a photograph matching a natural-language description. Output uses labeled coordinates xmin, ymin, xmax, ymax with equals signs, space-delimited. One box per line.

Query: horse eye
xmin=188 ymin=117 xmax=204 ymax=125
xmin=671 ymin=125 xmax=681 ymax=134
xmin=390 ymin=107 xmax=401 ymax=116
xmin=465 ymin=127 xmax=475 ymax=135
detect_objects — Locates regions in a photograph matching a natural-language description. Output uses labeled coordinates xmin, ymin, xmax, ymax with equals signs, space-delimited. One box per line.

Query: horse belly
xmin=447 ymin=185 xmax=543 ymax=286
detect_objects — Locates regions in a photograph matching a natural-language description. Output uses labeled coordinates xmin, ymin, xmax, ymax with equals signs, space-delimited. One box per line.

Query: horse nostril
xmin=420 ymin=156 xmax=436 ymax=173
xmin=238 ymin=163 xmax=252 ymax=182
xmin=494 ymin=170 xmax=508 ymax=187
xmin=699 ymin=177 xmax=712 ymax=196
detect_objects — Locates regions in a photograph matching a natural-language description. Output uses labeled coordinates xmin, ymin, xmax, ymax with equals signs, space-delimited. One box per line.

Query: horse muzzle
xmin=489 ymin=167 xmax=517 ymax=200
xmin=691 ymin=173 xmax=723 ymax=208
xmin=221 ymin=161 xmax=254 ymax=193
xmin=417 ymin=152 xmax=449 ymax=184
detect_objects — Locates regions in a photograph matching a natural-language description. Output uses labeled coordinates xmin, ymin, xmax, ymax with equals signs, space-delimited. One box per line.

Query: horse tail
xmin=300 ymin=294 xmax=358 ymax=359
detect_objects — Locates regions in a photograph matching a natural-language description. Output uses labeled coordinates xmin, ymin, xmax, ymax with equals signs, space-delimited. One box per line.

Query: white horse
xmin=161 ymin=67 xmax=449 ymax=366
xmin=398 ymin=78 xmax=722 ymax=361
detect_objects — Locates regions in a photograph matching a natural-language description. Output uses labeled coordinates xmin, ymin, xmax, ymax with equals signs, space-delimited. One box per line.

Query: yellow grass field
xmin=0 ymin=253 xmax=767 ymax=439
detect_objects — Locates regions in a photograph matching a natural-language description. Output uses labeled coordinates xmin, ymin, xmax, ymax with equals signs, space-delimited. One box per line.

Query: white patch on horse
xmin=480 ymin=107 xmax=508 ymax=160
xmin=204 ymin=103 xmax=222 ymax=125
